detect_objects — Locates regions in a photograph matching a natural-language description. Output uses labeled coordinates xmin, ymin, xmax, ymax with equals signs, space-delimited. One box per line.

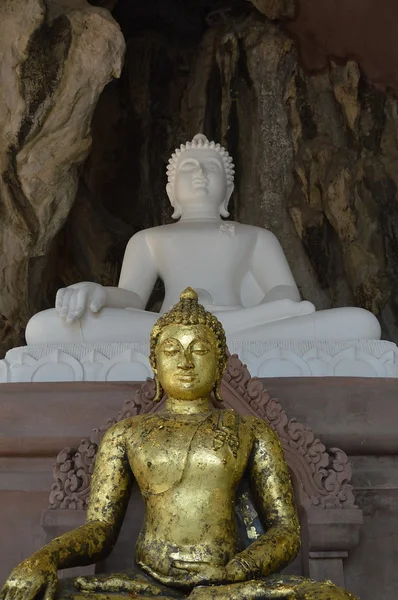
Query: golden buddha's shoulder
xmin=239 ymin=414 xmax=283 ymax=448
xmin=99 ymin=415 xmax=150 ymax=442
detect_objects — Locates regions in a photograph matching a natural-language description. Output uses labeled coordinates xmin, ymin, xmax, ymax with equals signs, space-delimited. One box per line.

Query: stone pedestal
xmin=1 ymin=339 xmax=398 ymax=382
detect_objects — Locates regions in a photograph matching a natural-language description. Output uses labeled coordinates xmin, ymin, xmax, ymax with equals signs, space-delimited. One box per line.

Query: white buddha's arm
xmin=55 ymin=231 xmax=158 ymax=323
xmin=104 ymin=287 xmax=146 ymax=310
xmin=249 ymin=230 xmax=301 ymax=304
xmin=116 ymin=231 xmax=159 ymax=309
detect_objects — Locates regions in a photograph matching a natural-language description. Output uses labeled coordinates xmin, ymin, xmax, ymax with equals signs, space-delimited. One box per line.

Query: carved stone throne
xmin=41 ymin=356 xmax=363 ymax=588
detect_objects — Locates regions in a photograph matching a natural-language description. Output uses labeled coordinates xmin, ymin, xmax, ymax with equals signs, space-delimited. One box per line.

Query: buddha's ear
xmin=154 ymin=375 xmax=164 ymax=402
xmin=220 ymin=183 xmax=234 ymax=218
xmin=166 ymin=182 xmax=182 ymax=220
xmin=212 ymin=377 xmax=223 ymax=404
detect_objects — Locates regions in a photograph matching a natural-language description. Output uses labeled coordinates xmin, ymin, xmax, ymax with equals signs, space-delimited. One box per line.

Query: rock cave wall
xmin=0 ymin=0 xmax=125 ymax=356
xmin=288 ymin=0 xmax=398 ymax=97
xmin=1 ymin=0 xmax=398 ymax=354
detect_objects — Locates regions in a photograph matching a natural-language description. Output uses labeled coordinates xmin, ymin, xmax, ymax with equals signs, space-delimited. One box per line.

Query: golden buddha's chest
xmin=127 ymin=411 xmax=251 ymax=497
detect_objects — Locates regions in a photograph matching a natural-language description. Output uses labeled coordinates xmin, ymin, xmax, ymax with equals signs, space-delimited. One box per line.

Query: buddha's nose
xmin=194 ymin=164 xmax=206 ymax=178
xmin=178 ymin=352 xmax=194 ymax=369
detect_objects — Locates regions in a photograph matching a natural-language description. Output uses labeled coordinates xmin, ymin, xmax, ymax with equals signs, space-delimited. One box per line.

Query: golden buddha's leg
xmin=60 ymin=595 xmax=177 ymax=600
xmin=60 ymin=594 xmax=145 ymax=600
xmin=55 ymin=568 xmax=184 ymax=600
xmin=74 ymin=572 xmax=172 ymax=596
xmin=187 ymin=575 xmax=358 ymax=600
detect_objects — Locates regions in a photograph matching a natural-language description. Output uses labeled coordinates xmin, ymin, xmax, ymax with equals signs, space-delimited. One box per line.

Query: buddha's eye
xmin=163 ymin=347 xmax=180 ymax=356
xmin=191 ymin=346 xmax=209 ymax=355
xmin=180 ymin=160 xmax=197 ymax=171
xmin=205 ymin=162 xmax=221 ymax=172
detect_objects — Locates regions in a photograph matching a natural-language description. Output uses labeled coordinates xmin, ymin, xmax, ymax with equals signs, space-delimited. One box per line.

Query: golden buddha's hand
xmin=0 ymin=555 xmax=58 ymax=600
xmin=172 ymin=561 xmax=228 ymax=584
xmin=224 ymin=558 xmax=252 ymax=582
xmin=140 ymin=560 xmax=227 ymax=587
xmin=170 ymin=559 xmax=247 ymax=585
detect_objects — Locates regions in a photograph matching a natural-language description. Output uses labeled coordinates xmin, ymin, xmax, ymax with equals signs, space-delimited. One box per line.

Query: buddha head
xmin=150 ymin=287 xmax=228 ymax=403
xmin=166 ymin=134 xmax=235 ymax=219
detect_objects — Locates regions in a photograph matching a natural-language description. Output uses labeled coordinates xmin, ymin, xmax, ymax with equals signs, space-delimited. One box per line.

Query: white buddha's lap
xmin=226 ymin=307 xmax=381 ymax=341
xmin=25 ymin=307 xmax=159 ymax=345
xmin=25 ymin=304 xmax=381 ymax=346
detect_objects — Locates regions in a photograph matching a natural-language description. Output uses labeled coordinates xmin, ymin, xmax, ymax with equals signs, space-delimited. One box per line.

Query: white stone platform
xmin=1 ymin=339 xmax=398 ymax=382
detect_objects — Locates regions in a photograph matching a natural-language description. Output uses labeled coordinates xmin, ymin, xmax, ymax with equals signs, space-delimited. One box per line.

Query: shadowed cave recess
xmin=12 ymin=0 xmax=398 ymax=350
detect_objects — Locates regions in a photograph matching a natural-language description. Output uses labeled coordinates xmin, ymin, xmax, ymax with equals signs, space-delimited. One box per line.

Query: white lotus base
xmin=1 ymin=339 xmax=398 ymax=382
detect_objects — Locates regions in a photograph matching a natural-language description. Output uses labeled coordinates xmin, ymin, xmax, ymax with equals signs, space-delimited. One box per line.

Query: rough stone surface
xmin=288 ymin=0 xmax=398 ymax=98
xmin=180 ymin=15 xmax=398 ymax=339
xmin=249 ymin=0 xmax=295 ymax=20
xmin=0 ymin=0 xmax=125 ymax=356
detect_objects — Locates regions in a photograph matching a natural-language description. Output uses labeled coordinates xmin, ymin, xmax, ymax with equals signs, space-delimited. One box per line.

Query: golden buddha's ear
xmin=213 ymin=378 xmax=223 ymax=404
xmin=154 ymin=375 xmax=164 ymax=402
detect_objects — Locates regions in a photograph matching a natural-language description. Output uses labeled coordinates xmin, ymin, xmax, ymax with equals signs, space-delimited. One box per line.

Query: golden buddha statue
xmin=0 ymin=288 xmax=357 ymax=600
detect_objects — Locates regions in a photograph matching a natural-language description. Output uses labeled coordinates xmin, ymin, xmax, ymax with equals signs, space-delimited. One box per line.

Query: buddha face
xmin=154 ymin=323 xmax=219 ymax=401
xmin=167 ymin=148 xmax=234 ymax=218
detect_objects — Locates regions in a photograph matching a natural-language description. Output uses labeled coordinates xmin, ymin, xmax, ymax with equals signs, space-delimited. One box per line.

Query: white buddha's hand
xmin=55 ymin=282 xmax=107 ymax=324
xmin=290 ymin=300 xmax=315 ymax=315
xmin=0 ymin=556 xmax=58 ymax=600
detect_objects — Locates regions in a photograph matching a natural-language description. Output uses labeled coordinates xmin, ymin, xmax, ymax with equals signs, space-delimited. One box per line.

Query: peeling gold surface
xmin=0 ymin=289 xmax=358 ymax=600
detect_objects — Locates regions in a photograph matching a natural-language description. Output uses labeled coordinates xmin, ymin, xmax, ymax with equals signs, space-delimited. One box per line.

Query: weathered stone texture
xmin=0 ymin=0 xmax=125 ymax=355
xmin=180 ymin=15 xmax=397 ymax=337
xmin=288 ymin=0 xmax=398 ymax=98
xmin=249 ymin=0 xmax=295 ymax=19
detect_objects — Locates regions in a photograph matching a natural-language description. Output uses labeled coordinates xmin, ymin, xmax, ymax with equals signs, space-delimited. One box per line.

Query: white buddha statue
xmin=25 ymin=134 xmax=381 ymax=345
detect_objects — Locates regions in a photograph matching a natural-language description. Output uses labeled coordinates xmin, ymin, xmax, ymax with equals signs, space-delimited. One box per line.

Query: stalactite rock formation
xmin=0 ymin=0 xmax=125 ymax=354
xmin=181 ymin=14 xmax=397 ymax=338
xmin=249 ymin=0 xmax=295 ymax=20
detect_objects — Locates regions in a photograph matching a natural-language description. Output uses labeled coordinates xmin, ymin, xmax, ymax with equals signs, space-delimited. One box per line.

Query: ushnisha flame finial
xmin=179 ymin=286 xmax=199 ymax=301
xmin=166 ymin=134 xmax=235 ymax=186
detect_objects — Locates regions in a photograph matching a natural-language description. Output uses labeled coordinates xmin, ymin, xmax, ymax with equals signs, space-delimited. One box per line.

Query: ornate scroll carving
xmin=50 ymin=357 xmax=355 ymax=511
xmin=50 ymin=379 xmax=156 ymax=509
xmin=223 ymin=355 xmax=355 ymax=509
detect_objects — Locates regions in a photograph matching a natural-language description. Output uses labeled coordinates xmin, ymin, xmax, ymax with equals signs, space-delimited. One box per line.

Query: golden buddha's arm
xmin=0 ymin=423 xmax=133 ymax=600
xmin=58 ymin=422 xmax=133 ymax=567
xmin=231 ymin=419 xmax=301 ymax=578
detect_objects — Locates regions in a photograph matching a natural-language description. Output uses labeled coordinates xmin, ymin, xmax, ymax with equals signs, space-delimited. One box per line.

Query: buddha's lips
xmin=176 ymin=374 xmax=197 ymax=381
xmin=192 ymin=177 xmax=208 ymax=187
